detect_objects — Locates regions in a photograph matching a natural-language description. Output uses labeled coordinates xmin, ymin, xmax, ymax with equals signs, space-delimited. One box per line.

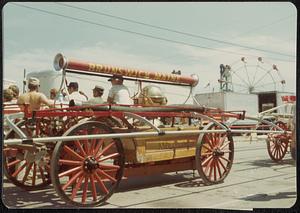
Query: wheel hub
xmin=273 ymin=135 xmax=287 ymax=146
xmin=213 ymin=148 xmax=224 ymax=157
xmin=83 ymin=156 xmax=99 ymax=172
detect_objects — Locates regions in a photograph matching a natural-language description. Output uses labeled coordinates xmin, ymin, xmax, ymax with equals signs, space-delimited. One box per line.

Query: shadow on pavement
xmin=117 ymin=171 xmax=202 ymax=192
xmin=3 ymin=171 xmax=201 ymax=208
xmin=174 ymin=179 xmax=207 ymax=188
xmin=2 ymin=184 xmax=71 ymax=208
xmin=239 ymin=191 xmax=296 ymax=202
xmin=249 ymin=158 xmax=296 ymax=168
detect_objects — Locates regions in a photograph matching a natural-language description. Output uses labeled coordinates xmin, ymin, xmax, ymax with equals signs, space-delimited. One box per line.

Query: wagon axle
xmin=83 ymin=156 xmax=99 ymax=173
xmin=212 ymin=148 xmax=224 ymax=157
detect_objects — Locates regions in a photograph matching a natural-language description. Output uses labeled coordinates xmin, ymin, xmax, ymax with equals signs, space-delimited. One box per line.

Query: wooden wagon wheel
xmin=267 ymin=121 xmax=289 ymax=162
xmin=51 ymin=121 xmax=125 ymax=207
xmin=195 ymin=122 xmax=234 ymax=185
xmin=3 ymin=120 xmax=51 ymax=190
xmin=63 ymin=116 xmax=87 ymax=132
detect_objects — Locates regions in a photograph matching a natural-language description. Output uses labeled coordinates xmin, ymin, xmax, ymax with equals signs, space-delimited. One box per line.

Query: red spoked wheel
xmin=3 ymin=120 xmax=51 ymax=190
xmin=196 ymin=122 xmax=234 ymax=185
xmin=51 ymin=121 xmax=124 ymax=207
xmin=267 ymin=121 xmax=289 ymax=162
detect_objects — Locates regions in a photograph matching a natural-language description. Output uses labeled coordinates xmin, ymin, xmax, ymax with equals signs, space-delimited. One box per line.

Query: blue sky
xmin=3 ymin=2 xmax=297 ymax=100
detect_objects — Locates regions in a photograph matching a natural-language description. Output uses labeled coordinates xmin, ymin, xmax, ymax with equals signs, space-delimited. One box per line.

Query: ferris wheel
xmin=218 ymin=57 xmax=286 ymax=94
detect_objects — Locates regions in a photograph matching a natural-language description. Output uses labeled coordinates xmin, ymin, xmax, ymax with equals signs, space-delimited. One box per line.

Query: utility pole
xmin=23 ymin=69 xmax=26 ymax=93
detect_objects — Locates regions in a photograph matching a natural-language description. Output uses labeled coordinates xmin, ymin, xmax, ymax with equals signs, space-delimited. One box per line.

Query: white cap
xmin=28 ymin=77 xmax=40 ymax=86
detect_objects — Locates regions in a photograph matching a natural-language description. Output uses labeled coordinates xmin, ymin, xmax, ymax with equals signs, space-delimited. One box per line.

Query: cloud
xmin=4 ymin=37 xmax=296 ymax=103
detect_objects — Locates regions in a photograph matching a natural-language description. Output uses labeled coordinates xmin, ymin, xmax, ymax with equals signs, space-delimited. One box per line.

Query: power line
xmin=55 ymin=2 xmax=295 ymax=58
xmin=234 ymin=15 xmax=295 ymax=38
xmin=12 ymin=3 xmax=295 ymax=63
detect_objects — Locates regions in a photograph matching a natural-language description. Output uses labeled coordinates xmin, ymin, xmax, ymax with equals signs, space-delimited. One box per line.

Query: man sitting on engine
xmin=17 ymin=77 xmax=53 ymax=112
xmin=67 ymin=82 xmax=88 ymax=106
xmin=83 ymin=85 xmax=105 ymax=105
xmin=107 ymin=75 xmax=132 ymax=105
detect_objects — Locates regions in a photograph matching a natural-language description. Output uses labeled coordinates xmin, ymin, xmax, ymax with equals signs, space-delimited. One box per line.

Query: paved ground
xmin=2 ymin=136 xmax=297 ymax=210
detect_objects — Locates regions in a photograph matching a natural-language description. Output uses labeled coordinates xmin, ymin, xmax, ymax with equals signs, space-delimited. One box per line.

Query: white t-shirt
xmin=68 ymin=91 xmax=87 ymax=105
xmin=108 ymin=85 xmax=132 ymax=105
xmin=83 ymin=97 xmax=104 ymax=105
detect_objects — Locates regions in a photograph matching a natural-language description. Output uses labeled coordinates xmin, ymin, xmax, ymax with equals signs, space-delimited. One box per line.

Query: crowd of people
xmin=3 ymin=74 xmax=133 ymax=113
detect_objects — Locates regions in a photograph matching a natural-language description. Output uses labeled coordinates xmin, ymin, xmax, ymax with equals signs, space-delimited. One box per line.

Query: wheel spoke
xmin=98 ymin=153 xmax=120 ymax=162
xmin=200 ymin=152 xmax=213 ymax=156
xmin=201 ymin=155 xmax=213 ymax=167
xmin=82 ymin=176 xmax=89 ymax=204
xmin=90 ymin=175 xmax=97 ymax=201
xmin=215 ymin=158 xmax=222 ymax=179
xmin=275 ymin=149 xmax=278 ymax=160
xmin=221 ymin=150 xmax=232 ymax=154
xmin=59 ymin=159 xmax=82 ymax=166
xmin=38 ymin=166 xmax=46 ymax=183
xmin=63 ymin=145 xmax=84 ymax=161
xmin=214 ymin=133 xmax=218 ymax=146
xmin=22 ymin=163 xmax=33 ymax=183
xmin=62 ymin=170 xmax=83 ymax=191
xmin=202 ymin=144 xmax=213 ymax=152
xmin=99 ymin=163 xmax=120 ymax=170
xmin=90 ymin=139 xmax=97 ymax=156
xmin=83 ymin=139 xmax=90 ymax=156
xmin=204 ymin=156 xmax=214 ymax=175
xmin=270 ymin=142 xmax=275 ymax=150
xmin=205 ymin=134 xmax=214 ymax=149
xmin=32 ymin=163 xmax=37 ymax=186
xmin=71 ymin=174 xmax=84 ymax=200
xmin=93 ymin=139 xmax=105 ymax=156
xmin=213 ymin=159 xmax=217 ymax=181
xmin=12 ymin=162 xmax=27 ymax=177
xmin=96 ymin=168 xmax=117 ymax=183
xmin=220 ymin=141 xmax=230 ymax=150
xmin=74 ymin=140 xmax=87 ymax=157
xmin=271 ymin=147 xmax=277 ymax=157
xmin=220 ymin=156 xmax=231 ymax=164
xmin=94 ymin=172 xmax=109 ymax=194
xmin=58 ymin=166 xmax=82 ymax=178
xmin=216 ymin=157 xmax=226 ymax=172
xmin=96 ymin=142 xmax=115 ymax=158
xmin=279 ymin=146 xmax=284 ymax=157
xmin=7 ymin=159 xmax=21 ymax=168
xmin=80 ymin=129 xmax=90 ymax=155
xmin=208 ymin=158 xmax=214 ymax=180
xmin=278 ymin=147 xmax=282 ymax=158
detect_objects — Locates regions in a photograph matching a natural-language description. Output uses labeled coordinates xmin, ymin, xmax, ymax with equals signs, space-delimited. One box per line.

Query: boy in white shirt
xmin=107 ymin=75 xmax=132 ymax=105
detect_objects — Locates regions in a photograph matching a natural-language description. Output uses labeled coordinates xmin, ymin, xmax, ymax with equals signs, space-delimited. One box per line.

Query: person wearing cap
xmin=107 ymin=75 xmax=132 ymax=105
xmin=67 ymin=82 xmax=88 ymax=106
xmin=17 ymin=77 xmax=53 ymax=112
xmin=82 ymin=85 xmax=105 ymax=105
xmin=3 ymin=88 xmax=14 ymax=103
xmin=49 ymin=88 xmax=58 ymax=100
xmin=3 ymin=88 xmax=18 ymax=136
xmin=8 ymin=84 xmax=19 ymax=103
